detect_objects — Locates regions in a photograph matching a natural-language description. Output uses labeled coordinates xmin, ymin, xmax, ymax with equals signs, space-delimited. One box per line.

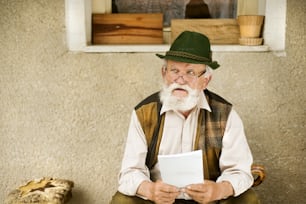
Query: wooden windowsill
xmin=83 ymin=44 xmax=270 ymax=53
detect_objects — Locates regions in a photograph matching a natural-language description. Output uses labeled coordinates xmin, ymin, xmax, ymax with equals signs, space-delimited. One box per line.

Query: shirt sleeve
xmin=216 ymin=109 xmax=254 ymax=196
xmin=117 ymin=110 xmax=151 ymax=196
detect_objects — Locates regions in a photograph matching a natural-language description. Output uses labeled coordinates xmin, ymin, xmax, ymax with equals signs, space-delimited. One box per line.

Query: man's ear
xmin=206 ymin=75 xmax=212 ymax=84
xmin=161 ymin=66 xmax=167 ymax=77
xmin=202 ymin=75 xmax=212 ymax=89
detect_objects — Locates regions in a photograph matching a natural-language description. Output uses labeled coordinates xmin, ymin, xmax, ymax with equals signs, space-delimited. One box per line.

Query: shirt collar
xmin=160 ymin=90 xmax=211 ymax=115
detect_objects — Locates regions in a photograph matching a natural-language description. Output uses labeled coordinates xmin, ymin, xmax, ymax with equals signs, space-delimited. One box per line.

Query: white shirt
xmin=118 ymin=91 xmax=254 ymax=198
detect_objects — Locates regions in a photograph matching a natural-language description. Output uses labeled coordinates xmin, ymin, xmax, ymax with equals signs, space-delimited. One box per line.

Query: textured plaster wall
xmin=0 ymin=0 xmax=305 ymax=203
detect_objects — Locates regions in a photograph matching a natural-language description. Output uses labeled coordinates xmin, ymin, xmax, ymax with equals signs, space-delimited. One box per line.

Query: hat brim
xmin=156 ymin=54 xmax=220 ymax=69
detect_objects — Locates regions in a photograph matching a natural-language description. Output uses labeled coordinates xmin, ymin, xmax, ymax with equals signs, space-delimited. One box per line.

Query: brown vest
xmin=135 ymin=89 xmax=232 ymax=181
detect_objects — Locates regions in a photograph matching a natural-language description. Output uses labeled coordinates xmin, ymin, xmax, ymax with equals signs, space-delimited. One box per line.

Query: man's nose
xmin=175 ymin=75 xmax=187 ymax=84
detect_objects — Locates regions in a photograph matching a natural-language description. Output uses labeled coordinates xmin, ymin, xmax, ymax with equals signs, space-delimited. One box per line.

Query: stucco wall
xmin=0 ymin=0 xmax=305 ymax=203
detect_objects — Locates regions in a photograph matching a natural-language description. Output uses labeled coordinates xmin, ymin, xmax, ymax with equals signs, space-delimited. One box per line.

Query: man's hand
xmin=183 ymin=180 xmax=234 ymax=204
xmin=137 ymin=180 xmax=180 ymax=204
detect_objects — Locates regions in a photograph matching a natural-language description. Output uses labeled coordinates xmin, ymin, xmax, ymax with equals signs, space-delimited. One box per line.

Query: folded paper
xmin=158 ymin=150 xmax=204 ymax=188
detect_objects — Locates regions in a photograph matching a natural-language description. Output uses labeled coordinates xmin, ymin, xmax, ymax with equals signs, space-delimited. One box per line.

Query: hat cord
xmin=166 ymin=50 xmax=211 ymax=62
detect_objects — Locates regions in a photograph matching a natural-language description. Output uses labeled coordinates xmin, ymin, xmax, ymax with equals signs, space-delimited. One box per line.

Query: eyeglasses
xmin=165 ymin=67 xmax=207 ymax=82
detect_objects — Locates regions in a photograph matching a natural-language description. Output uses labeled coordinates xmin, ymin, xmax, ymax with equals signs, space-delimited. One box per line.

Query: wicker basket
xmin=238 ymin=15 xmax=264 ymax=38
xmin=238 ymin=15 xmax=264 ymax=25
xmin=239 ymin=37 xmax=263 ymax=46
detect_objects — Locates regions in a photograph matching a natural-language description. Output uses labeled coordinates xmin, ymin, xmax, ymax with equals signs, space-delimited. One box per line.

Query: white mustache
xmin=160 ymin=83 xmax=200 ymax=112
xmin=167 ymin=83 xmax=193 ymax=94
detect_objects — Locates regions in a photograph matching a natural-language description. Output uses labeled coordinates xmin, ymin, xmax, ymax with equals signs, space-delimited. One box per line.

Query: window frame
xmin=65 ymin=0 xmax=286 ymax=53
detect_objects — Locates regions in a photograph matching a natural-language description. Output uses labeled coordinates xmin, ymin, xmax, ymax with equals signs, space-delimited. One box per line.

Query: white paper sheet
xmin=158 ymin=150 xmax=204 ymax=188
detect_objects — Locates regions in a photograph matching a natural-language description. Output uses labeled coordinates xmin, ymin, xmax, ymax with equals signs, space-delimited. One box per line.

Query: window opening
xmin=111 ymin=0 xmax=237 ymax=27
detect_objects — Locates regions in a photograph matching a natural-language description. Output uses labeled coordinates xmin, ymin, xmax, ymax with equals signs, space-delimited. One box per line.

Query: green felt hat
xmin=156 ymin=31 xmax=220 ymax=69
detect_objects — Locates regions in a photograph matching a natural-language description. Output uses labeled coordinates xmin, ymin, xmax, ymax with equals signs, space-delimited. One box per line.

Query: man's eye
xmin=187 ymin=71 xmax=196 ymax=76
xmin=170 ymin=69 xmax=179 ymax=74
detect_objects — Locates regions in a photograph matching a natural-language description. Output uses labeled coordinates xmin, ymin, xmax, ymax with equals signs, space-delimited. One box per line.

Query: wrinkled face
xmin=160 ymin=60 xmax=211 ymax=112
xmin=162 ymin=60 xmax=210 ymax=97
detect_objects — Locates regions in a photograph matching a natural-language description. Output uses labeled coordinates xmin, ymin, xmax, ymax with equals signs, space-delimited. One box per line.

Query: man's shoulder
xmin=135 ymin=91 xmax=161 ymax=110
xmin=204 ymin=89 xmax=232 ymax=106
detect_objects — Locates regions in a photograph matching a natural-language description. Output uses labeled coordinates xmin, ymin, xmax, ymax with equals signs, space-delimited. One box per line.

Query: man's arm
xmin=118 ymin=110 xmax=151 ymax=195
xmin=217 ymin=109 xmax=254 ymax=196
xmin=118 ymin=110 xmax=180 ymax=204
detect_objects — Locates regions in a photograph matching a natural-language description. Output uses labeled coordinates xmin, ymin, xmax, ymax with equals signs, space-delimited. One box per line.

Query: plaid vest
xmin=135 ymin=89 xmax=232 ymax=181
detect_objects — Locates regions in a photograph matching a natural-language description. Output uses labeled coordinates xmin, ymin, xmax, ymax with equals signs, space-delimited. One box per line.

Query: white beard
xmin=159 ymin=83 xmax=201 ymax=112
